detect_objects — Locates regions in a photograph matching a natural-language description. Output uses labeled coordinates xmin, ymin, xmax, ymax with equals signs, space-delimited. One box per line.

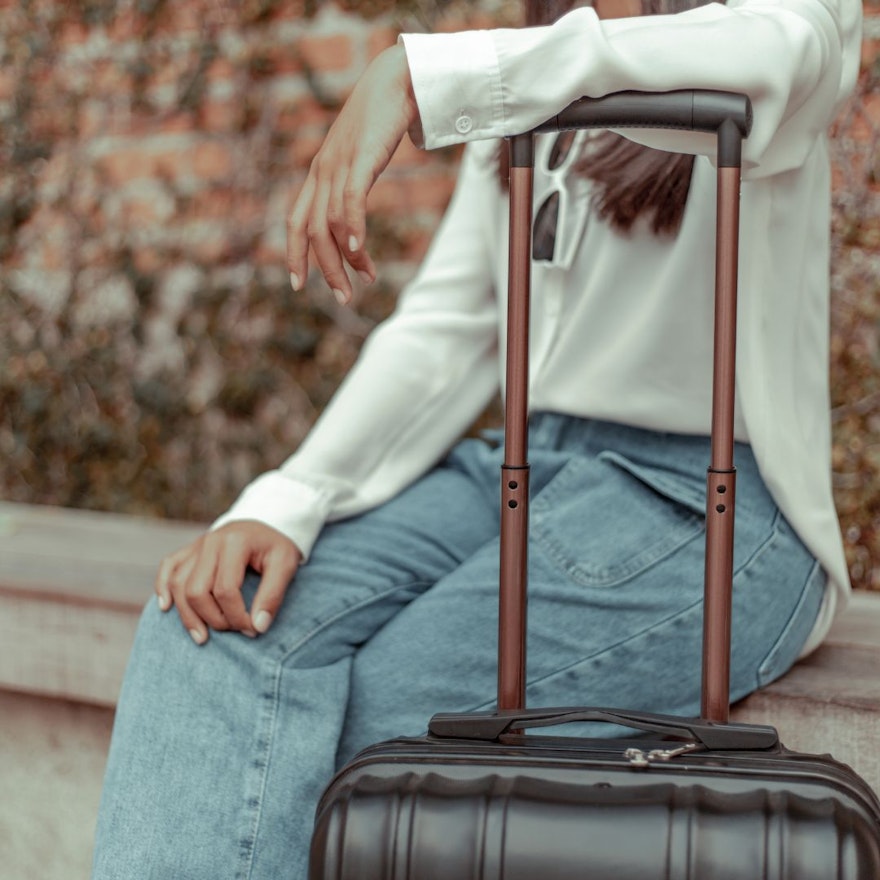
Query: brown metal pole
xmin=498 ymin=136 xmax=533 ymax=713
xmin=701 ymin=160 xmax=742 ymax=722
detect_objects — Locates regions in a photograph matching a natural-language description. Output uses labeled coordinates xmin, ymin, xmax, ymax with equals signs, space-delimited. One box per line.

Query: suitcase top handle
xmin=513 ymin=89 xmax=752 ymax=167
xmin=429 ymin=707 xmax=778 ymax=752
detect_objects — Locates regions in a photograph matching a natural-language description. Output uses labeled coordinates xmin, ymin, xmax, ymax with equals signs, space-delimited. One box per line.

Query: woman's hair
xmin=506 ymin=0 xmax=717 ymax=236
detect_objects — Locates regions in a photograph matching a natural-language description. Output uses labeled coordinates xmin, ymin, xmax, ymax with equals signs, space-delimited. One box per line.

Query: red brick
xmin=368 ymin=172 xmax=457 ymax=214
xmin=121 ymin=197 xmax=168 ymax=226
xmin=276 ymin=96 xmax=333 ymax=131
xmin=192 ymin=141 xmax=234 ymax=180
xmin=367 ymin=27 xmax=397 ymax=61
xmin=289 ymin=128 xmax=329 ymax=169
xmin=261 ymin=0 xmax=308 ymax=23
xmin=97 ymin=148 xmax=152 ymax=186
xmin=253 ymin=240 xmax=286 ymax=265
xmin=109 ymin=8 xmax=142 ymax=41
xmin=57 ymin=21 xmax=89 ymax=47
xmin=153 ymin=148 xmax=190 ymax=181
xmin=386 ymin=134 xmax=434 ymax=171
xmin=152 ymin=1 xmax=206 ymax=35
xmin=133 ymin=247 xmax=165 ymax=274
xmin=847 ymin=91 xmax=880 ymax=141
xmin=186 ymin=190 xmax=264 ymax=224
xmin=36 ymin=152 xmax=74 ymax=196
xmin=206 ymin=58 xmax=238 ymax=83
xmin=158 ymin=113 xmax=198 ymax=135
xmin=0 ymin=69 xmax=15 ymax=101
xmin=200 ymin=99 xmax=244 ymax=132
xmin=78 ymin=101 xmax=107 ymax=139
xmin=190 ymin=229 xmax=232 ymax=262
xmin=297 ymin=33 xmax=354 ymax=73
xmin=89 ymin=60 xmax=135 ymax=97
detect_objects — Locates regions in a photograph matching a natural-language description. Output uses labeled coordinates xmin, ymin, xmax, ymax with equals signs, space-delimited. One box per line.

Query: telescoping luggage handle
xmin=506 ymin=89 xmax=749 ymax=725
xmin=436 ymin=89 xmax=754 ymax=744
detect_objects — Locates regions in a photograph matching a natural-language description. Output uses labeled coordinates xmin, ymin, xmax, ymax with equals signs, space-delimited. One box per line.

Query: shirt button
xmin=455 ymin=114 xmax=473 ymax=135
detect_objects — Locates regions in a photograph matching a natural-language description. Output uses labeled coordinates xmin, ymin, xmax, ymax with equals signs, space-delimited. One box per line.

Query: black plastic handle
xmin=507 ymin=89 xmax=751 ymax=168
xmin=534 ymin=89 xmax=751 ymax=136
xmin=429 ymin=706 xmax=778 ymax=751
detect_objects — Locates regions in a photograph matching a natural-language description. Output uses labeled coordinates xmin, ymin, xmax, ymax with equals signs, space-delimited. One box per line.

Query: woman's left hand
xmin=287 ymin=44 xmax=421 ymax=303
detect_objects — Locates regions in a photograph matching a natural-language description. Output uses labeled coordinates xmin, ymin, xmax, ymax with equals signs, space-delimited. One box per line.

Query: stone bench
xmin=2 ymin=500 xmax=878 ymax=792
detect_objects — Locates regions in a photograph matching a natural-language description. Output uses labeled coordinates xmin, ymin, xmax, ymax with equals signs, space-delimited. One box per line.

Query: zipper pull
xmin=624 ymin=742 xmax=701 ymax=768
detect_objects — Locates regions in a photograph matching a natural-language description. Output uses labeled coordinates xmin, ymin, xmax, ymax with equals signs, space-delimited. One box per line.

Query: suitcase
xmin=309 ymin=90 xmax=880 ymax=879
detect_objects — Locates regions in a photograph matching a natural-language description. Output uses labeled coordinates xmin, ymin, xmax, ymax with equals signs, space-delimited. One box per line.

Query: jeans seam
xmin=237 ymin=664 xmax=280 ymax=880
xmin=461 ymin=595 xmax=705 ymax=715
xmin=238 ymin=579 xmax=430 ymax=879
xmin=732 ymin=508 xmax=782 ymax=578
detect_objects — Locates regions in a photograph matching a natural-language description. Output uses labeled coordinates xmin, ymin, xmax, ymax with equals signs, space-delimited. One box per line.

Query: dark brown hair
xmin=506 ymin=0 xmax=718 ymax=236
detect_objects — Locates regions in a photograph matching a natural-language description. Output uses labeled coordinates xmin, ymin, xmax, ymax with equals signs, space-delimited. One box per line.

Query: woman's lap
xmin=93 ymin=414 xmax=824 ymax=880
xmin=339 ymin=416 xmax=823 ymax=758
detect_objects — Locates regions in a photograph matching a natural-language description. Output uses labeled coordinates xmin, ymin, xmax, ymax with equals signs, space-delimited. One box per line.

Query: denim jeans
xmin=92 ymin=414 xmax=824 ymax=880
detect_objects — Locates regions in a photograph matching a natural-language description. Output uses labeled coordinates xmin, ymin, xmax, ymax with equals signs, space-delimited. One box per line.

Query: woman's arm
xmin=291 ymin=0 xmax=860 ymax=295
xmin=159 ymin=143 xmax=501 ymax=641
xmin=404 ymin=0 xmax=861 ymax=171
xmin=286 ymin=45 xmax=421 ymax=305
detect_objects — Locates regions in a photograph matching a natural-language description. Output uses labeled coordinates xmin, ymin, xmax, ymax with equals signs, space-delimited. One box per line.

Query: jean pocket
xmin=531 ymin=449 xmax=706 ymax=588
xmin=756 ymin=560 xmax=826 ymax=688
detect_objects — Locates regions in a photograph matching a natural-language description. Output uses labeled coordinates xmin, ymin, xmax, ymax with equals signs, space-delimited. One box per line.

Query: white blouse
xmin=215 ymin=0 xmax=862 ymax=653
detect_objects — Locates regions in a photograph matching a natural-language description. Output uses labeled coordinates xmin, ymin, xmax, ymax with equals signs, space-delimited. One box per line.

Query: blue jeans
xmin=93 ymin=414 xmax=824 ymax=880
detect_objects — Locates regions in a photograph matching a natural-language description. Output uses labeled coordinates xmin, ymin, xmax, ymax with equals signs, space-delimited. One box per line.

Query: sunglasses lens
xmin=547 ymin=130 xmax=576 ymax=171
xmin=533 ymin=191 xmax=560 ymax=261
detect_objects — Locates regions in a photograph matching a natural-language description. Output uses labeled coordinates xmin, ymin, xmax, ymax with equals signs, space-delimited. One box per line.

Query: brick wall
xmin=1 ymin=0 xmax=879 ymax=585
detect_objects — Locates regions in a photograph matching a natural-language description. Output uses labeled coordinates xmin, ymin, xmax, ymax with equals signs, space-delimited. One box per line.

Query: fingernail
xmin=254 ymin=610 xmax=273 ymax=633
xmin=333 ymin=288 xmax=348 ymax=306
xmin=157 ymin=594 xmax=170 ymax=612
xmin=190 ymin=628 xmax=207 ymax=645
xmin=242 ymin=628 xmax=258 ymax=639
xmin=289 ymin=271 xmax=300 ymax=291
xmin=358 ymin=270 xmax=372 ymax=285
xmin=348 ymin=235 xmax=359 ymax=252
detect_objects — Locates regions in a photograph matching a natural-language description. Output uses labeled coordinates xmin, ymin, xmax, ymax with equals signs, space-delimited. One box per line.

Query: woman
xmin=93 ymin=0 xmax=861 ymax=877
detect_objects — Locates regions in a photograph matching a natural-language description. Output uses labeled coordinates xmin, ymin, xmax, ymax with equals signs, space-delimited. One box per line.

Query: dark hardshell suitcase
xmin=309 ymin=91 xmax=880 ymax=879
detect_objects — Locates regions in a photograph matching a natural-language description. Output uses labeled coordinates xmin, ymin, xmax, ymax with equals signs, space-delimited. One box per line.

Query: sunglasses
xmin=532 ymin=129 xmax=587 ymax=264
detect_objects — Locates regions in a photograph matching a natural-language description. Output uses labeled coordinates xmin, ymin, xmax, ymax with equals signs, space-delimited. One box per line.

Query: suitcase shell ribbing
xmin=312 ymin=736 xmax=880 ymax=880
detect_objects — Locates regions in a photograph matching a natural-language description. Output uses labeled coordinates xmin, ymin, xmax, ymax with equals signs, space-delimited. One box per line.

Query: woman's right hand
xmin=155 ymin=520 xmax=302 ymax=645
xmin=286 ymin=44 xmax=420 ymax=303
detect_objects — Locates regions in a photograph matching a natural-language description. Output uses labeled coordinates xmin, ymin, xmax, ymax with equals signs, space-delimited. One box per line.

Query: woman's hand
xmin=155 ymin=520 xmax=302 ymax=645
xmin=287 ymin=44 xmax=420 ymax=303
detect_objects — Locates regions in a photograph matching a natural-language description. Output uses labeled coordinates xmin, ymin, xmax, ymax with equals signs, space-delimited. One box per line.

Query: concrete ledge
xmin=2 ymin=501 xmax=879 ymax=794
xmin=0 ymin=501 xmax=204 ymax=706
xmin=733 ymin=589 xmax=880 ymax=793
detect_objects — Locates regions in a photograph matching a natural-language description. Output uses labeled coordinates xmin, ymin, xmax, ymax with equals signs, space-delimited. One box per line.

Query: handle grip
xmin=509 ymin=89 xmax=752 ymax=168
xmin=535 ymin=89 xmax=751 ymax=136
xmin=429 ymin=707 xmax=778 ymax=751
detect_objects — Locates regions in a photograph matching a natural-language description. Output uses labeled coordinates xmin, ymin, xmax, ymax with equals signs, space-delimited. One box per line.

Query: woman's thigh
xmin=338 ymin=426 xmax=824 ymax=760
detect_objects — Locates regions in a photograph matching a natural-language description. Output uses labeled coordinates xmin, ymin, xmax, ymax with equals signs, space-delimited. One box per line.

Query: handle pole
xmin=498 ymin=134 xmax=534 ymax=713
xmin=701 ymin=122 xmax=743 ymax=722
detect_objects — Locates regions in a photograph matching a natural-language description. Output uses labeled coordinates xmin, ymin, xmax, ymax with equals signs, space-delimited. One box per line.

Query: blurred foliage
xmin=828 ymin=46 xmax=880 ymax=590
xmin=0 ymin=0 xmax=879 ymax=593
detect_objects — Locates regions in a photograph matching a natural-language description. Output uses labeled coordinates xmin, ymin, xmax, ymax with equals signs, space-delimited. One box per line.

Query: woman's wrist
xmin=388 ymin=42 xmax=424 ymax=148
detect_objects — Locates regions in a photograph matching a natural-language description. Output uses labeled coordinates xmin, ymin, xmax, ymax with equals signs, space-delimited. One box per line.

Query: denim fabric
xmin=92 ymin=414 xmax=824 ymax=880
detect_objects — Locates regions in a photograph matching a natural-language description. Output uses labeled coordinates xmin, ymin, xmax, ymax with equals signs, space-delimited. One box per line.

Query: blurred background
xmin=0 ymin=0 xmax=878 ymax=877
xmin=0 ymin=0 xmax=878 ymax=582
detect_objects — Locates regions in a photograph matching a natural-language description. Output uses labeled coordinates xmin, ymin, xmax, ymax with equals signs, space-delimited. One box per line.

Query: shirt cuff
xmin=210 ymin=470 xmax=331 ymax=563
xmin=400 ymin=30 xmax=505 ymax=149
